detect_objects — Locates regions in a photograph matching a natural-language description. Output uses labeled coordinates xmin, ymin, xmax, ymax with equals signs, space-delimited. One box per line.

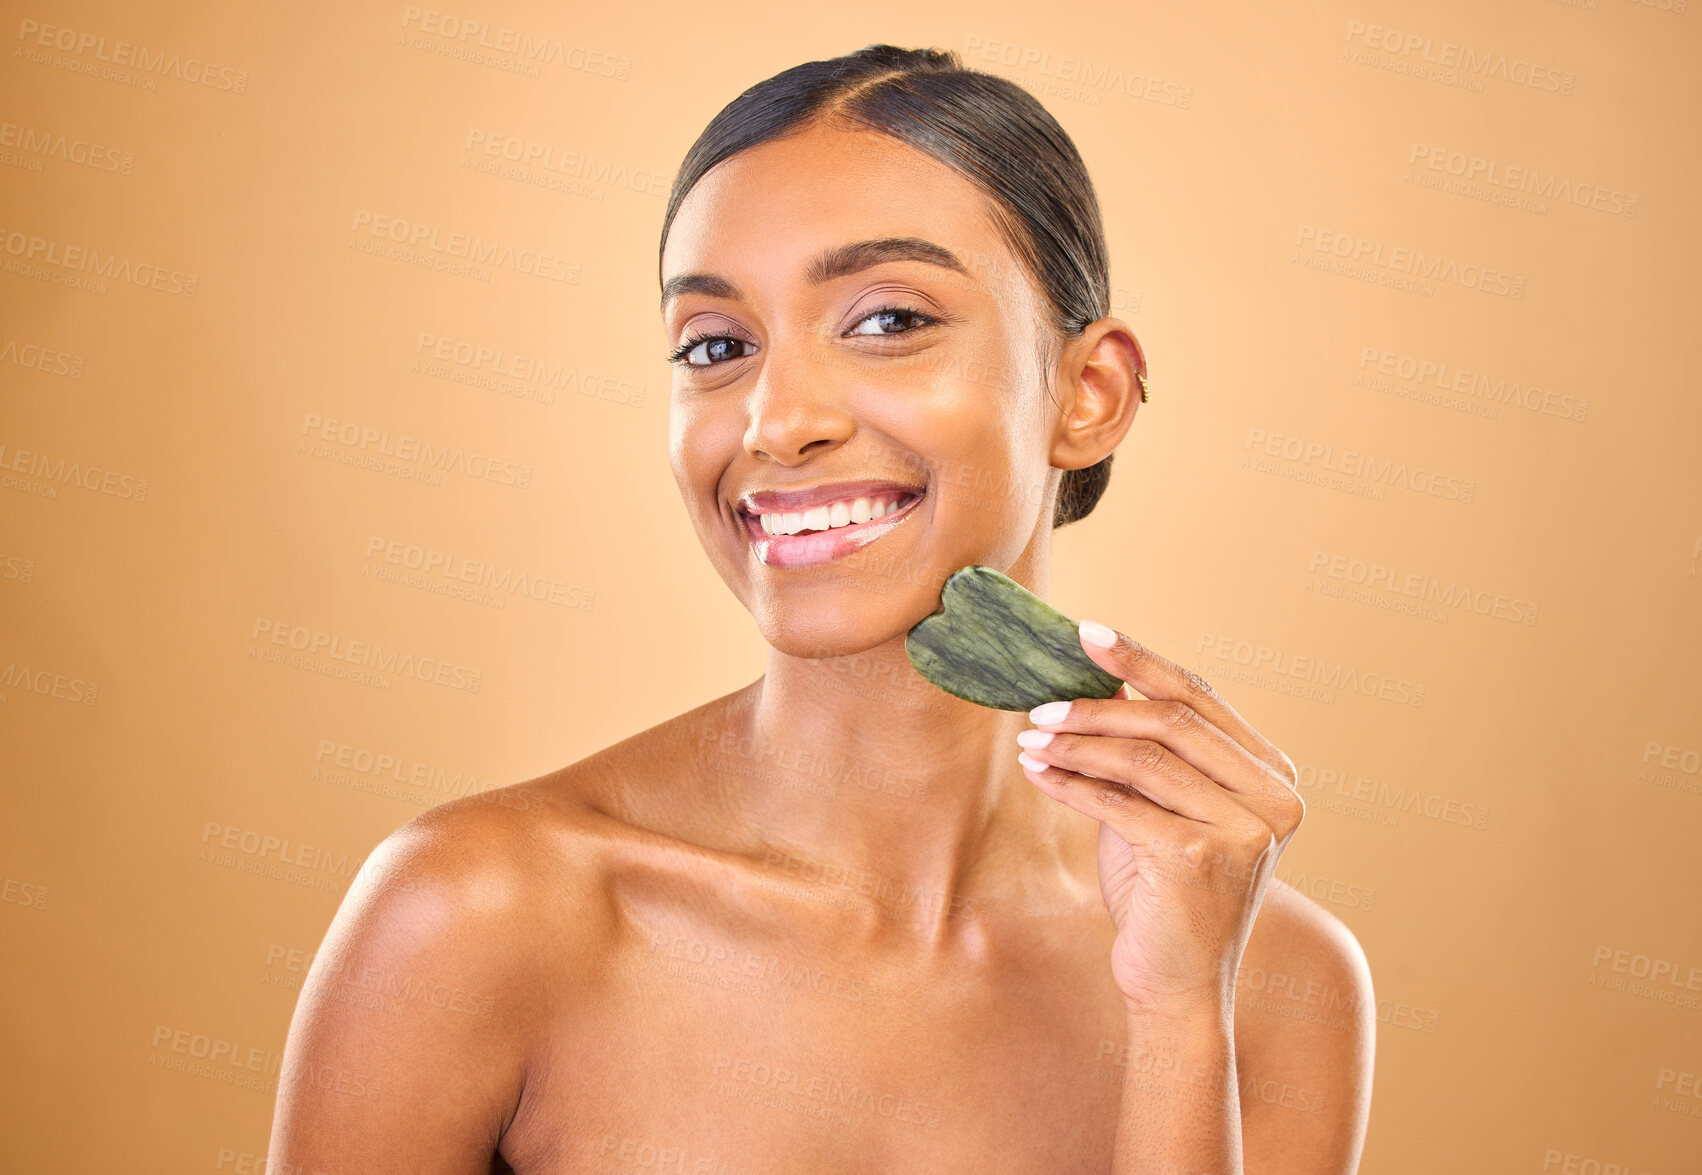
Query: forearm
xmin=1109 ymin=1003 xmax=1242 ymax=1175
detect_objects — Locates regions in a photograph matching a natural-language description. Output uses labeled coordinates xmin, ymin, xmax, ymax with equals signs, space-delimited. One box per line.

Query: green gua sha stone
xmin=905 ymin=564 xmax=1125 ymax=711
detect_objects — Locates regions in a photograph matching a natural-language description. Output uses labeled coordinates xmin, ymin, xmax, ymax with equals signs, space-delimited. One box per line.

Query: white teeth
xmin=756 ymin=492 xmax=914 ymax=536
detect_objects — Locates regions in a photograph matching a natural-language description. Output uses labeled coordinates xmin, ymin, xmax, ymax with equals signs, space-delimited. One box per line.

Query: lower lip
xmin=744 ymin=494 xmax=924 ymax=568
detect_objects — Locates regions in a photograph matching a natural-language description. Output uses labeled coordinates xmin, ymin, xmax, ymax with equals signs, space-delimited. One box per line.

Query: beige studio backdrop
xmin=2 ymin=0 xmax=1700 ymax=1171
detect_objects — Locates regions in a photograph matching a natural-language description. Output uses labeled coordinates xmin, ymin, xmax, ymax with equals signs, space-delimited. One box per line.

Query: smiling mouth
xmin=745 ymin=490 xmax=923 ymax=537
xmin=739 ymin=489 xmax=926 ymax=567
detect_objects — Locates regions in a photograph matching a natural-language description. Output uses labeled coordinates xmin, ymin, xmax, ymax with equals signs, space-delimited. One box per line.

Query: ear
xmin=1048 ymin=318 xmax=1145 ymax=472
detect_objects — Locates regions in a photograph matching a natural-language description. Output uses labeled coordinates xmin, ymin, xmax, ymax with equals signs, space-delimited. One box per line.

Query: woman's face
xmin=661 ymin=120 xmax=1105 ymax=659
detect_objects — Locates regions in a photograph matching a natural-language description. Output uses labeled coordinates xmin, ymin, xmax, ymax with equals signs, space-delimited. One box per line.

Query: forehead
xmin=661 ymin=122 xmax=1021 ymax=295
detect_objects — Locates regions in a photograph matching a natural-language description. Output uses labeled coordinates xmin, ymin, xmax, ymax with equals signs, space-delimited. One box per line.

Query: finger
xmin=1017 ymin=751 xmax=1191 ymax=848
xmin=1075 ymin=620 xmax=1298 ymax=788
xmin=1020 ymin=754 xmax=1283 ymax=894
xmin=1026 ymin=697 xmax=1301 ymax=828
xmin=1017 ymin=729 xmax=1262 ymax=831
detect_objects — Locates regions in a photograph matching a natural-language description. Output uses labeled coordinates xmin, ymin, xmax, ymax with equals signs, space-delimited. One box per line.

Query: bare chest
xmin=500 ymin=904 xmax=1137 ymax=1173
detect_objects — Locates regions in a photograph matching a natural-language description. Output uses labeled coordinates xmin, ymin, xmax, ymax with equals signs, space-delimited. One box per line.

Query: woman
xmin=270 ymin=44 xmax=1374 ymax=1174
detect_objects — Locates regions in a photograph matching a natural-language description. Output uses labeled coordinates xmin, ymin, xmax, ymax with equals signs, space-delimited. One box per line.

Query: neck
xmin=723 ymin=549 xmax=1094 ymax=947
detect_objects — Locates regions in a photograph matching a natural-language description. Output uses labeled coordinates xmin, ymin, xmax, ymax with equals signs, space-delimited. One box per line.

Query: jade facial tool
xmin=905 ymin=565 xmax=1125 ymax=711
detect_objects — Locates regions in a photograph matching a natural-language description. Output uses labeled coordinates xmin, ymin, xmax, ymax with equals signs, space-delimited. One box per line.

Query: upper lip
xmin=736 ymin=478 xmax=925 ymax=516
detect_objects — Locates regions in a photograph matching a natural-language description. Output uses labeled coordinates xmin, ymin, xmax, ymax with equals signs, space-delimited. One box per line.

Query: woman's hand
xmin=1016 ymin=619 xmax=1305 ymax=1020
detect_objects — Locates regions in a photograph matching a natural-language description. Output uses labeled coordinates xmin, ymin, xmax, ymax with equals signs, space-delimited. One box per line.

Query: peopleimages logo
xmin=363 ymin=534 xmax=595 ymax=612
xmin=0 ymin=226 xmax=198 ymax=296
xmin=350 ymin=210 xmax=579 ymax=284
xmin=1408 ymin=144 xmax=1638 ymax=218
xmin=0 ymin=660 xmax=99 ymax=705
xmin=312 ymin=738 xmax=510 ymax=804
xmin=1356 ymin=346 xmax=1589 ymax=423
xmin=1196 ymin=632 xmax=1427 ymax=708
xmin=0 ymin=336 xmax=86 ymax=379
xmin=961 ymin=34 xmax=1193 ymax=107
xmin=1307 ymin=549 xmax=1540 ymax=626
xmin=462 ymin=130 xmax=666 ymax=198
xmin=250 ymin=617 xmax=483 ymax=693
xmin=1244 ymin=429 xmax=1476 ymax=503
xmin=0 ymin=121 xmax=134 ymax=174
xmin=412 ymin=331 xmax=646 ymax=408
xmin=1293 ymin=762 xmax=1491 ymax=831
xmin=299 ymin=412 xmax=532 ymax=489
xmin=0 ymin=442 xmax=148 ymax=501
xmin=399 ymin=6 xmax=631 ymax=79
xmin=1342 ymin=20 xmax=1575 ymax=95
xmin=1294 ymin=225 xmax=1525 ymax=299
xmin=15 ymin=18 xmax=251 ymax=92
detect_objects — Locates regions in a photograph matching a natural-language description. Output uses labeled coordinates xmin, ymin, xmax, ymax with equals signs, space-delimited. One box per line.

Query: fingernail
xmin=1078 ymin=619 xmax=1117 ymax=648
xmin=1016 ymin=729 xmax=1054 ymax=749
xmin=1029 ymin=700 xmax=1070 ymax=724
xmin=1017 ymin=751 xmax=1049 ymax=772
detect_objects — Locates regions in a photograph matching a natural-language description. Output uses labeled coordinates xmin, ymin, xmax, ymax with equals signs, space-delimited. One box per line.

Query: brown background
xmin=3 ymin=1 xmax=1699 ymax=1171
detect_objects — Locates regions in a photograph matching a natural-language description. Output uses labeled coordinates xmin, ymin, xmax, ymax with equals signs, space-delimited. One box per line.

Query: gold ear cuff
xmin=1136 ymin=370 xmax=1150 ymax=403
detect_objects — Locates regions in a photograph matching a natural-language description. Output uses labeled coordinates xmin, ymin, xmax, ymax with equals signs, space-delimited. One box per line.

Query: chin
xmin=748 ymin=587 xmax=928 ymax=662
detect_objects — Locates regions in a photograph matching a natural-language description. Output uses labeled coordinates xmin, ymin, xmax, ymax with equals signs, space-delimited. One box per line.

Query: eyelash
xmin=666 ymin=303 xmax=942 ymax=367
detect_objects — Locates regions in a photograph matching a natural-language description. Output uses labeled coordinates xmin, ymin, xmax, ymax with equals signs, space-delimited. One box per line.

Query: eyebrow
xmin=660 ymin=236 xmax=968 ymax=312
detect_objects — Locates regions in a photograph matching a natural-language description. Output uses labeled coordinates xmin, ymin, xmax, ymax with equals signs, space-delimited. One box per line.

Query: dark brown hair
xmin=659 ymin=44 xmax=1117 ymax=528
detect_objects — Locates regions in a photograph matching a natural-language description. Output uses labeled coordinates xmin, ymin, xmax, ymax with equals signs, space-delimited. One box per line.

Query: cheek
xmin=918 ymin=366 xmax=1042 ymax=482
xmin=667 ymin=431 xmax=720 ymax=539
xmin=915 ymin=365 xmax=1054 ymax=538
xmin=882 ymin=339 xmax=1025 ymax=451
xmin=667 ymin=400 xmax=728 ymax=496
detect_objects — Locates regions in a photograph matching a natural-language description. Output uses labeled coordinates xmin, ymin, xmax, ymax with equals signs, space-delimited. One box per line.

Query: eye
xmin=668 ymin=332 xmax=757 ymax=368
xmin=845 ymin=304 xmax=939 ymax=337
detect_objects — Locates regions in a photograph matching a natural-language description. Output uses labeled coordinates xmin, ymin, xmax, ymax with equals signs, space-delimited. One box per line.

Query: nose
xmin=742 ymin=346 xmax=855 ymax=466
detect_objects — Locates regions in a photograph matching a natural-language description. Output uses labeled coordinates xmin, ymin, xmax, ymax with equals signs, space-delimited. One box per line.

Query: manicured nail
xmin=1078 ymin=619 xmax=1117 ymax=648
xmin=1029 ymin=700 xmax=1070 ymax=724
xmin=1017 ymin=751 xmax=1049 ymax=772
xmin=1016 ymin=729 xmax=1054 ymax=749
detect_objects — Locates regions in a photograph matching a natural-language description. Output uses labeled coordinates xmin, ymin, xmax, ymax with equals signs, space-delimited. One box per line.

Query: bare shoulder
xmin=342 ymin=777 xmax=615 ymax=957
xmin=1239 ymin=877 xmax=1376 ymax=1031
xmin=331 ymin=681 xmax=755 ymax=965
xmin=1232 ymin=878 xmax=1376 ymax=1173
xmin=331 ymin=698 xmax=726 ymax=983
xmin=264 ymin=792 xmax=577 ymax=1168
xmin=268 ymin=702 xmax=729 ymax=1174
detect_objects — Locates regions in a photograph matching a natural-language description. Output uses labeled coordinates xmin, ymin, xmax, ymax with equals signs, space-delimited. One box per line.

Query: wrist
xmin=1115 ymin=996 xmax=1239 ymax=1125
xmin=1121 ymin=987 xmax=1236 ymax=1033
